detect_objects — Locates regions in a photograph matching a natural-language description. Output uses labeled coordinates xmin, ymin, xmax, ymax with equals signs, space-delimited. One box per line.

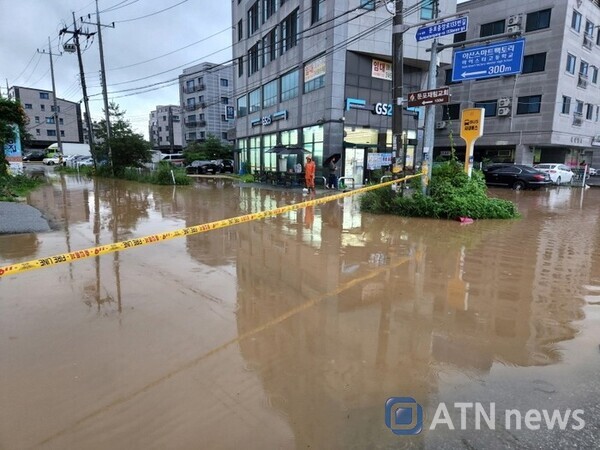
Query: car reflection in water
xmin=483 ymin=164 xmax=551 ymax=190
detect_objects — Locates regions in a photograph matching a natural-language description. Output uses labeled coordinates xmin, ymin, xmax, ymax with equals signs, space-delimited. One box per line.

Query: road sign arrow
xmin=461 ymin=70 xmax=487 ymax=78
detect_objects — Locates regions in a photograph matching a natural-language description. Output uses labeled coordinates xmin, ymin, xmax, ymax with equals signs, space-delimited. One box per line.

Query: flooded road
xmin=1 ymin=175 xmax=600 ymax=449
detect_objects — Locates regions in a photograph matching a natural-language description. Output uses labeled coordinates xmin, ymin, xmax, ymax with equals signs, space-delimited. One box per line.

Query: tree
xmin=0 ymin=98 xmax=29 ymax=176
xmin=93 ymin=102 xmax=151 ymax=174
xmin=183 ymin=134 xmax=233 ymax=163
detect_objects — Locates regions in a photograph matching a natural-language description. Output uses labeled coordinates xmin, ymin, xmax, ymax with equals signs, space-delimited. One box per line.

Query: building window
xmin=263 ymin=79 xmax=278 ymax=107
xmin=221 ymin=97 xmax=229 ymax=104
xmin=248 ymin=43 xmax=259 ymax=75
xmin=585 ymin=20 xmax=595 ymax=37
xmin=591 ymin=66 xmax=598 ymax=84
xmin=199 ymin=113 xmax=205 ymax=121
xmin=442 ymin=104 xmax=460 ymax=120
xmin=516 ymin=95 xmax=542 ymax=115
xmin=199 ymin=95 xmax=204 ymax=103
xmin=586 ymin=103 xmax=594 ymax=120
xmin=162 ymin=115 xmax=167 ymax=121
xmin=187 ymin=114 xmax=195 ymax=122
xmin=262 ymin=0 xmax=277 ymax=23
xmin=360 ymin=0 xmax=375 ymax=10
xmin=281 ymin=69 xmax=299 ymax=101
xmin=575 ymin=100 xmax=584 ymax=115
xmin=420 ymin=0 xmax=434 ymax=20
xmin=188 ymin=132 xmax=196 ymax=141
xmin=39 ymin=92 xmax=49 ymax=99
xmin=561 ymin=96 xmax=571 ymax=114
xmin=280 ymin=9 xmax=298 ymax=55
xmin=474 ymin=100 xmax=498 ymax=117
xmin=248 ymin=1 xmax=259 ymax=37
xmin=50 ymin=105 xmax=60 ymax=112
xmin=304 ymin=55 xmax=326 ymax=93
xmin=571 ymin=10 xmax=581 ymax=32
xmin=566 ymin=53 xmax=576 ymax=74
xmin=59 ymin=118 xmax=63 ymax=125
xmin=480 ymin=19 xmax=505 ymax=37
xmin=237 ymin=95 xmax=247 ymax=117
xmin=237 ymin=19 xmax=243 ymax=42
xmin=200 ymin=131 xmax=206 ymax=139
xmin=222 ymin=132 xmax=228 ymax=140
xmin=40 ymin=104 xmax=45 ymax=111
xmin=60 ymin=130 xmax=64 ymax=137
xmin=522 ymin=53 xmax=546 ymax=73
xmin=525 ymin=9 xmax=551 ymax=32
xmin=35 ymin=116 xmax=40 ymax=123
xmin=220 ymin=78 xmax=229 ymax=87
xmin=47 ymin=129 xmax=56 ymax=136
xmin=311 ymin=0 xmax=324 ymax=24
xmin=187 ymin=98 xmax=196 ymax=110
xmin=453 ymin=32 xmax=466 ymax=43
xmin=46 ymin=117 xmax=55 ymax=124
xmin=36 ymin=129 xmax=40 ymax=135
xmin=262 ymin=27 xmax=277 ymax=66
xmin=221 ymin=114 xmax=227 ymax=122
xmin=238 ymin=56 xmax=244 ymax=77
xmin=580 ymin=60 xmax=589 ymax=77
xmin=249 ymin=88 xmax=261 ymax=113
xmin=24 ymin=103 xmax=32 ymax=109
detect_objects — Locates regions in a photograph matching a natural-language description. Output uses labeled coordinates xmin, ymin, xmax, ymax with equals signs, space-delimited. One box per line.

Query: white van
xmin=160 ymin=153 xmax=185 ymax=167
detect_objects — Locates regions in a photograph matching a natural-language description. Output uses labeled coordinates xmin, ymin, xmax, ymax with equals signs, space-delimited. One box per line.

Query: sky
xmin=0 ymin=0 xmax=232 ymax=139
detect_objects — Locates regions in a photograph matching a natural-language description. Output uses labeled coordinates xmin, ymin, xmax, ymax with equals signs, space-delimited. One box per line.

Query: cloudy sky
xmin=0 ymin=0 xmax=232 ymax=139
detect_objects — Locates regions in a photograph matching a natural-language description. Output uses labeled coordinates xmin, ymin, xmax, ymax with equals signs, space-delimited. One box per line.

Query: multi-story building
xmin=148 ymin=105 xmax=183 ymax=153
xmin=231 ymin=0 xmax=457 ymax=184
xmin=178 ymin=62 xmax=234 ymax=147
xmin=8 ymin=85 xmax=83 ymax=149
xmin=434 ymin=0 xmax=600 ymax=167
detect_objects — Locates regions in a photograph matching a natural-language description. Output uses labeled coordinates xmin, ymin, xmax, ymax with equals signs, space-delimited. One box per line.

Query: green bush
xmin=0 ymin=174 xmax=45 ymax=201
xmin=360 ymin=161 xmax=519 ymax=220
xmin=61 ymin=162 xmax=190 ymax=185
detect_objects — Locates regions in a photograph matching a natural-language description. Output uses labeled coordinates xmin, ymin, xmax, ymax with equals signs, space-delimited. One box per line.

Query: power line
xmin=114 ymin=0 xmax=190 ymax=23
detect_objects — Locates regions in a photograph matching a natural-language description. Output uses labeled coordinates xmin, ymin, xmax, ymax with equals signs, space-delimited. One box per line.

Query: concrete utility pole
xmin=422 ymin=0 xmax=440 ymax=194
xmin=39 ymin=37 xmax=63 ymax=154
xmin=392 ymin=0 xmax=405 ymax=177
xmin=93 ymin=0 xmax=114 ymax=173
xmin=61 ymin=13 xmax=97 ymax=166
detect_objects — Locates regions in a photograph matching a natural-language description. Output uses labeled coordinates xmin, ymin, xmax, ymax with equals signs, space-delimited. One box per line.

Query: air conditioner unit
xmin=498 ymin=107 xmax=511 ymax=117
xmin=507 ymin=25 xmax=521 ymax=34
xmin=498 ymin=97 xmax=511 ymax=107
xmin=435 ymin=121 xmax=447 ymax=129
xmin=507 ymin=15 xmax=521 ymax=26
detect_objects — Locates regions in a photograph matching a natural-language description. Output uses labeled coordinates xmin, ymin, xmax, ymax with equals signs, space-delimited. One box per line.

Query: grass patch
xmin=360 ymin=161 xmax=519 ymax=220
xmin=0 ymin=174 xmax=45 ymax=201
xmin=58 ymin=162 xmax=191 ymax=185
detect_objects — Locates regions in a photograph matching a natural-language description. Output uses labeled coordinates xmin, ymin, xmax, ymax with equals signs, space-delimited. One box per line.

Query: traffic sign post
xmin=460 ymin=108 xmax=485 ymax=177
xmin=416 ymin=16 xmax=468 ymax=42
xmin=452 ymin=38 xmax=525 ymax=82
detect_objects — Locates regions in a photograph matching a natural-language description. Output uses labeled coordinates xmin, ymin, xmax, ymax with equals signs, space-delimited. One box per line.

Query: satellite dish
xmin=384 ymin=0 xmax=395 ymax=15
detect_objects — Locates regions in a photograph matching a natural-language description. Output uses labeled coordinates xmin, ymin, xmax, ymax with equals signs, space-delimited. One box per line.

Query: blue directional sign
xmin=452 ymin=38 xmax=525 ymax=82
xmin=416 ymin=16 xmax=468 ymax=42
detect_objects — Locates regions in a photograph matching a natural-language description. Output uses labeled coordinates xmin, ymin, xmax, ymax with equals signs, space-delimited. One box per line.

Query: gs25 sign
xmin=372 ymin=102 xmax=393 ymax=116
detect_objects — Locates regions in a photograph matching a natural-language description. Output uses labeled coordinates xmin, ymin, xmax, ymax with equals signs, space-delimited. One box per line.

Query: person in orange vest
xmin=305 ymin=155 xmax=316 ymax=193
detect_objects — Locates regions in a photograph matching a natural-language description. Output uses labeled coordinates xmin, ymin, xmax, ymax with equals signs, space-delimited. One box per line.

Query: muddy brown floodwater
xmin=1 ymin=175 xmax=600 ymax=449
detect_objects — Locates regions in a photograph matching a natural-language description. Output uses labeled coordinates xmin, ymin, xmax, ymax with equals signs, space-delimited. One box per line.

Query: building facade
xmin=178 ymin=62 xmax=234 ymax=147
xmin=434 ymin=0 xmax=600 ymax=168
xmin=231 ymin=0 xmax=457 ymax=184
xmin=148 ymin=105 xmax=183 ymax=152
xmin=8 ymin=85 xmax=83 ymax=149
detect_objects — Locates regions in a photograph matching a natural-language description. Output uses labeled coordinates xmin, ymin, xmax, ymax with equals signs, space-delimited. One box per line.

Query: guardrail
xmin=338 ymin=177 xmax=355 ymax=190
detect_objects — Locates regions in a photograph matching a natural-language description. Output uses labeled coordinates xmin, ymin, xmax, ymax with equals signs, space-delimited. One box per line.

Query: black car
xmin=22 ymin=151 xmax=47 ymax=162
xmin=213 ymin=159 xmax=234 ymax=173
xmin=483 ymin=164 xmax=551 ymax=190
xmin=185 ymin=160 xmax=217 ymax=175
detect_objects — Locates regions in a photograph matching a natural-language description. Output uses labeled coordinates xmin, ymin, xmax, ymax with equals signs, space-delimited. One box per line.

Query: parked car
xmin=160 ymin=153 xmax=185 ymax=167
xmin=22 ymin=151 xmax=47 ymax=162
xmin=185 ymin=160 xmax=217 ymax=174
xmin=533 ymin=163 xmax=574 ymax=185
xmin=77 ymin=157 xmax=94 ymax=167
xmin=484 ymin=164 xmax=551 ymax=190
xmin=213 ymin=159 xmax=234 ymax=173
xmin=42 ymin=155 xmax=62 ymax=165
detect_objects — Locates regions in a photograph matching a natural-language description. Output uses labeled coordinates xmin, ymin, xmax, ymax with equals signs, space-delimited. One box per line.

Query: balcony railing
xmin=185 ymin=121 xmax=197 ymax=128
xmin=184 ymin=86 xmax=196 ymax=94
xmin=185 ymin=104 xmax=196 ymax=111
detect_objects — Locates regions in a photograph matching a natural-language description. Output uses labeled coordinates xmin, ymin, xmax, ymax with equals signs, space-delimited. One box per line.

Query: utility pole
xmin=39 ymin=38 xmax=63 ymax=154
xmin=392 ymin=0 xmax=405 ymax=189
xmin=60 ymin=13 xmax=97 ymax=166
xmin=83 ymin=0 xmax=115 ymax=173
xmin=422 ymin=0 xmax=440 ymax=194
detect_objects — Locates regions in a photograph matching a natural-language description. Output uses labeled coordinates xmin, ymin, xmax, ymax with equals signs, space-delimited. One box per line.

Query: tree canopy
xmin=93 ymin=102 xmax=151 ymax=174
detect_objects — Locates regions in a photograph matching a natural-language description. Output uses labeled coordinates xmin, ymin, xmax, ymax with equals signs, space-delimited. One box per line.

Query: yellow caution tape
xmin=0 ymin=173 xmax=422 ymax=277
